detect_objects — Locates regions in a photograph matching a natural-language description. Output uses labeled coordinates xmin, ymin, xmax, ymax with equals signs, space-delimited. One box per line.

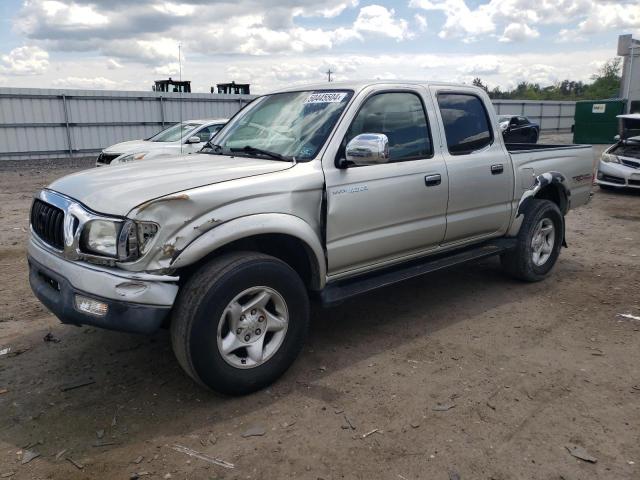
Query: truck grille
xmin=97 ymin=153 xmax=120 ymax=165
xmin=31 ymin=199 xmax=65 ymax=250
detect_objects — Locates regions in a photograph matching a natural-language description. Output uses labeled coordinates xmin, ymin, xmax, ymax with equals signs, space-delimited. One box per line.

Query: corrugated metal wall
xmin=0 ymin=87 xmax=256 ymax=161
xmin=492 ymin=100 xmax=576 ymax=132
xmin=0 ymin=88 xmax=576 ymax=161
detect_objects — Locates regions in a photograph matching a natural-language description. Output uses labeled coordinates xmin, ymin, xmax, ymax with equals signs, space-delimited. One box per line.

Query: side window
xmin=195 ymin=125 xmax=220 ymax=142
xmin=437 ymin=93 xmax=493 ymax=155
xmin=517 ymin=117 xmax=528 ymax=126
xmin=345 ymin=92 xmax=432 ymax=162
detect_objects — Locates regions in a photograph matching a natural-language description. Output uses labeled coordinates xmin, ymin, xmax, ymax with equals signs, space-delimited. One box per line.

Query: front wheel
xmin=501 ymin=199 xmax=563 ymax=282
xmin=171 ymin=252 xmax=310 ymax=395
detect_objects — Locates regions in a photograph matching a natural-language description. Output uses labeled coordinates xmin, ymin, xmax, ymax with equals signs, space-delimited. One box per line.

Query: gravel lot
xmin=1 ymin=135 xmax=639 ymax=479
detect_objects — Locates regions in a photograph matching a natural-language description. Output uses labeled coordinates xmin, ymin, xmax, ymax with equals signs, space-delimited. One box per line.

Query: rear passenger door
xmin=431 ymin=89 xmax=513 ymax=243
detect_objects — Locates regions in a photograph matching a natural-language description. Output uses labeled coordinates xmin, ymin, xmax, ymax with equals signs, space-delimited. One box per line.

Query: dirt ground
xmin=1 ymin=136 xmax=639 ymax=480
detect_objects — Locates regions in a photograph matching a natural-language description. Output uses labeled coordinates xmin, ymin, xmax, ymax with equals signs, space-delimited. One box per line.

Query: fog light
xmin=74 ymin=295 xmax=108 ymax=317
xmin=597 ymin=171 xmax=603 ymax=179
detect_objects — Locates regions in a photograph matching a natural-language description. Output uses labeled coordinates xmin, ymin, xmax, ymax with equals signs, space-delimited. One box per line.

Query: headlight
xmin=113 ymin=152 xmax=148 ymax=165
xmin=601 ymin=153 xmax=620 ymax=163
xmin=81 ymin=219 xmax=159 ymax=260
xmin=82 ymin=219 xmax=119 ymax=257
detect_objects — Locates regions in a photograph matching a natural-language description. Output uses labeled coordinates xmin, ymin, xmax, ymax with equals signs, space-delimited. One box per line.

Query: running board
xmin=320 ymin=238 xmax=517 ymax=307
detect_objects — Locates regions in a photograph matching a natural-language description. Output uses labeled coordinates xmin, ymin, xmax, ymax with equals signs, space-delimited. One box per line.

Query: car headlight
xmin=82 ymin=219 xmax=119 ymax=257
xmin=113 ymin=152 xmax=148 ymax=165
xmin=81 ymin=219 xmax=159 ymax=260
xmin=601 ymin=153 xmax=620 ymax=163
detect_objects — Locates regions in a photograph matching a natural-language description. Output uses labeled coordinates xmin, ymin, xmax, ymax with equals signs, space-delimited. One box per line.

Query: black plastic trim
xmin=319 ymin=238 xmax=517 ymax=307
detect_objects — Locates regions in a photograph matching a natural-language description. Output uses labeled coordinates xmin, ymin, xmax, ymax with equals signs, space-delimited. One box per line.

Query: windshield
xmin=148 ymin=122 xmax=201 ymax=142
xmin=206 ymin=90 xmax=353 ymax=161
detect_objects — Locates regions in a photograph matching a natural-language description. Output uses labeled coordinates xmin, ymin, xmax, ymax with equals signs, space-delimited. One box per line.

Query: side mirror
xmin=186 ymin=136 xmax=201 ymax=144
xmin=345 ymin=133 xmax=390 ymax=166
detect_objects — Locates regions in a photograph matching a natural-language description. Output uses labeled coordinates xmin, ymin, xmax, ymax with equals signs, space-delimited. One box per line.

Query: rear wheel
xmin=528 ymin=130 xmax=538 ymax=143
xmin=171 ymin=252 xmax=310 ymax=395
xmin=501 ymin=199 xmax=563 ymax=282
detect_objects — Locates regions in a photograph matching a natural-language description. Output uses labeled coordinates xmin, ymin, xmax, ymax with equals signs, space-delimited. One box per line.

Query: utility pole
xmin=326 ymin=69 xmax=333 ymax=82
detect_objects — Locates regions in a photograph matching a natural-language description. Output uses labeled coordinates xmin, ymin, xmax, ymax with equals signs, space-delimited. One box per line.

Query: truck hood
xmin=47 ymin=154 xmax=294 ymax=216
xmin=103 ymin=139 xmax=174 ymax=155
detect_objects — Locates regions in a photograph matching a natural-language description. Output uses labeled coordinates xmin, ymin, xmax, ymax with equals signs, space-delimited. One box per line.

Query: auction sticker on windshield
xmin=304 ymin=92 xmax=348 ymax=104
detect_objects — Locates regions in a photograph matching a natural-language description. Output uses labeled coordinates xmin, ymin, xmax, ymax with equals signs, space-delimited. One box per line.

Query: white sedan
xmin=597 ymin=114 xmax=640 ymax=190
xmin=96 ymin=118 xmax=228 ymax=167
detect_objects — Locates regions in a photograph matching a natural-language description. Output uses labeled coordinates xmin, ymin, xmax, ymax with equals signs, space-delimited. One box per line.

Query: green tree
xmin=485 ymin=58 xmax=622 ymax=101
xmin=585 ymin=58 xmax=622 ymax=99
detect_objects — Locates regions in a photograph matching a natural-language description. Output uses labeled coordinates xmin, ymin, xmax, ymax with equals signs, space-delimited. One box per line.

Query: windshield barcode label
xmin=304 ymin=92 xmax=347 ymax=104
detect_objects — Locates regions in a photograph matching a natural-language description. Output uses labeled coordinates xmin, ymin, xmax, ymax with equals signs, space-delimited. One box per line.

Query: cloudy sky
xmin=0 ymin=0 xmax=638 ymax=93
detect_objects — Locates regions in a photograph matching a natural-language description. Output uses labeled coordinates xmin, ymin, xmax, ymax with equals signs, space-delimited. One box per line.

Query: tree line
xmin=472 ymin=58 xmax=622 ymax=101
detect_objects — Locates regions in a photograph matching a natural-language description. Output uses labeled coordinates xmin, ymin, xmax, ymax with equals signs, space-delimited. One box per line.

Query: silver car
xmin=597 ymin=114 xmax=640 ymax=190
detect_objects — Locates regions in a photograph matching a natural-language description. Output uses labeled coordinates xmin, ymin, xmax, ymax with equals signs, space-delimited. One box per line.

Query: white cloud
xmin=499 ymin=22 xmax=540 ymax=42
xmin=410 ymin=0 xmax=494 ymax=42
xmin=458 ymin=56 xmax=502 ymax=75
xmin=352 ymin=5 xmax=412 ymax=41
xmin=106 ymin=58 xmax=123 ymax=69
xmin=411 ymin=0 xmax=640 ymax=43
xmin=52 ymin=76 xmax=118 ymax=89
xmin=414 ymin=13 xmax=428 ymax=32
xmin=575 ymin=2 xmax=640 ymax=34
xmin=0 ymin=46 xmax=49 ymax=75
xmin=153 ymin=62 xmax=180 ymax=76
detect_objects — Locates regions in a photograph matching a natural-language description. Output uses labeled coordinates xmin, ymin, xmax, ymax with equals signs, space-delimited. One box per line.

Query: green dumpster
xmin=573 ymin=99 xmax=626 ymax=144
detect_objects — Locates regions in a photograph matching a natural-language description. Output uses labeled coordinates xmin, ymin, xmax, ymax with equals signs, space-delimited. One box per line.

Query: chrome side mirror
xmin=186 ymin=136 xmax=201 ymax=144
xmin=345 ymin=133 xmax=389 ymax=166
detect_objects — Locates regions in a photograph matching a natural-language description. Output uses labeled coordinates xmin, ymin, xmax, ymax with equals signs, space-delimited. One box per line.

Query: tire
xmin=528 ymin=130 xmax=538 ymax=143
xmin=501 ymin=199 xmax=563 ymax=282
xmin=171 ymin=252 xmax=310 ymax=395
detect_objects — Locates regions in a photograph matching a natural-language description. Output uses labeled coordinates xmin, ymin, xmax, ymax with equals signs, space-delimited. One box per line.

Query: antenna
xmin=326 ymin=68 xmax=333 ymax=82
xmin=179 ymin=43 xmax=183 ymax=155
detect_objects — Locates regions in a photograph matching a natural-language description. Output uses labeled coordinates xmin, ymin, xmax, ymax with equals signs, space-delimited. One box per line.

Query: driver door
xmin=323 ymin=88 xmax=448 ymax=277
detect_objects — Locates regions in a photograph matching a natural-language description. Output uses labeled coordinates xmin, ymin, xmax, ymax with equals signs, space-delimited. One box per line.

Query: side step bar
xmin=320 ymin=238 xmax=517 ymax=307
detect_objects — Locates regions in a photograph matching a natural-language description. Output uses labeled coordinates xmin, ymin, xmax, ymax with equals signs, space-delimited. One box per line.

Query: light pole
xmin=626 ymin=43 xmax=639 ymax=113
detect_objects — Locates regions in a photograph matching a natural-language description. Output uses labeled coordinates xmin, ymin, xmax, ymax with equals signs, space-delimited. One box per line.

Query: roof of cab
xmin=184 ymin=118 xmax=229 ymax=124
xmin=270 ymin=80 xmax=482 ymax=95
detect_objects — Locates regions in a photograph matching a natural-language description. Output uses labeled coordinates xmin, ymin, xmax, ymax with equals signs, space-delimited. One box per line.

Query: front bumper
xmin=28 ymin=238 xmax=179 ymax=334
xmin=596 ymin=160 xmax=640 ymax=189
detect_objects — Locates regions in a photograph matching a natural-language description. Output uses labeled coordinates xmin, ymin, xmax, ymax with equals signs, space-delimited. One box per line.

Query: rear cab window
xmin=436 ymin=93 xmax=493 ymax=155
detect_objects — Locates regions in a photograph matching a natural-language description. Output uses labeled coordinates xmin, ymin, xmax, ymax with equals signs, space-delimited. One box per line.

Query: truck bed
xmin=507 ymin=142 xmax=594 ymax=211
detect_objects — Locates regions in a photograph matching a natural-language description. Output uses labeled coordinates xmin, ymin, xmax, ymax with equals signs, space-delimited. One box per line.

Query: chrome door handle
xmin=424 ymin=174 xmax=441 ymax=187
xmin=491 ymin=164 xmax=504 ymax=175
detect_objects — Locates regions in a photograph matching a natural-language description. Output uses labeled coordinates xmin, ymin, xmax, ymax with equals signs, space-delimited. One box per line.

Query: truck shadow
xmin=0 ymin=256 xmax=568 ymax=464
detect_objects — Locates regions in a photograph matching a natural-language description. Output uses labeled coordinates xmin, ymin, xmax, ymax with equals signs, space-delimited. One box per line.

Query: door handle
xmin=424 ymin=174 xmax=441 ymax=187
xmin=491 ymin=164 xmax=504 ymax=175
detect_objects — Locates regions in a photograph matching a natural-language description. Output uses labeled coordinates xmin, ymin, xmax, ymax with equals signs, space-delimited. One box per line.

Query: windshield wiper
xmin=230 ymin=145 xmax=291 ymax=162
xmin=202 ymin=140 xmax=224 ymax=154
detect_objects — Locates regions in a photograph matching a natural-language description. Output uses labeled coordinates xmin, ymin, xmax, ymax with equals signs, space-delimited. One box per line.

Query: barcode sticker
xmin=304 ymin=92 xmax=347 ymax=104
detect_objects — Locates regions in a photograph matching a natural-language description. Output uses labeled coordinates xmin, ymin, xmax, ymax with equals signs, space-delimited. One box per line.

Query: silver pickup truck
xmin=28 ymin=81 xmax=594 ymax=394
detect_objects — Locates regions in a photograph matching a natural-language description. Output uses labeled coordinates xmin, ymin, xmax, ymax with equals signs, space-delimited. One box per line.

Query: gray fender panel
xmin=170 ymin=213 xmax=327 ymax=289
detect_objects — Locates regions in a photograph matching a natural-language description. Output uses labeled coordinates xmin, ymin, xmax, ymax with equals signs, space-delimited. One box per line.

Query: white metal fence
xmin=0 ymin=87 xmax=255 ymax=161
xmin=492 ymin=100 xmax=576 ymax=132
xmin=0 ymin=88 xmax=575 ymax=161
